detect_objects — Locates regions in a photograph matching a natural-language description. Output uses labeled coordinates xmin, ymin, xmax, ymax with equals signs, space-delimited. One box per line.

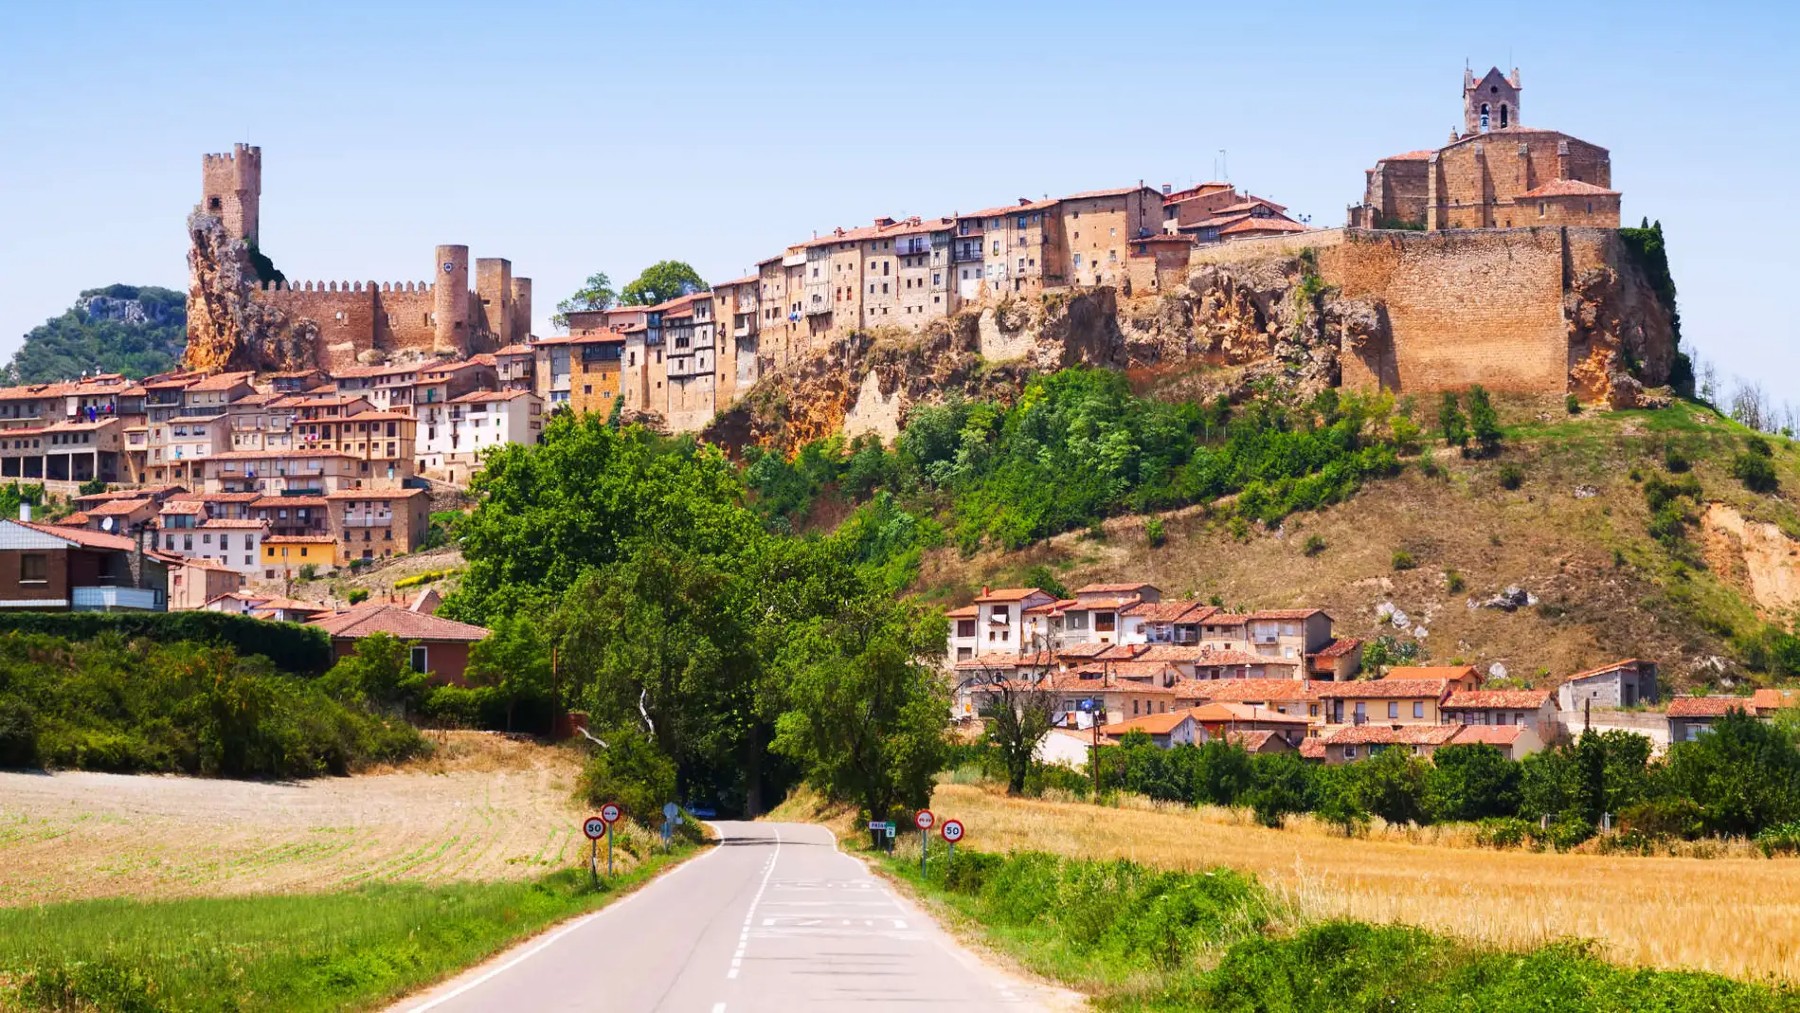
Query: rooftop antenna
xmin=1218 ymin=149 xmax=1229 ymax=182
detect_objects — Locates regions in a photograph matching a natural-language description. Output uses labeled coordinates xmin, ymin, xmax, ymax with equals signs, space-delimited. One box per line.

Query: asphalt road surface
xmin=396 ymin=821 xmax=1074 ymax=1012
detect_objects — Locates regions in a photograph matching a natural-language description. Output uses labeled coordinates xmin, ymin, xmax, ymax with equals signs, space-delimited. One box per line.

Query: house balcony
xmin=72 ymin=586 xmax=166 ymax=612
xmin=342 ymin=514 xmax=393 ymax=528
xmin=952 ymin=246 xmax=986 ymax=264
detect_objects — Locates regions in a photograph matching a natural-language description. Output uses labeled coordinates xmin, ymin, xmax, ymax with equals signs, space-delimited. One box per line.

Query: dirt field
xmin=918 ymin=783 xmax=1800 ymax=983
xmin=0 ymin=733 xmax=588 ymax=907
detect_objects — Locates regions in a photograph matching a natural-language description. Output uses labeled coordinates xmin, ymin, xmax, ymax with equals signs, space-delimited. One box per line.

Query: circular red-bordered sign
xmin=914 ymin=809 xmax=935 ymax=831
xmin=600 ymin=803 xmax=622 ymax=824
xmin=583 ymin=817 xmax=608 ymax=840
xmin=940 ymin=819 xmax=964 ymax=843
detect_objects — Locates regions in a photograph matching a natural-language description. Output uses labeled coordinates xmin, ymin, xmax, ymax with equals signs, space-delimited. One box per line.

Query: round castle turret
xmin=433 ymin=245 xmax=469 ymax=354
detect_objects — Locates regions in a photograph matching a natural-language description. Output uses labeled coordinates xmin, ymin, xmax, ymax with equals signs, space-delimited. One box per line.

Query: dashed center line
xmin=728 ymin=826 xmax=781 ymax=981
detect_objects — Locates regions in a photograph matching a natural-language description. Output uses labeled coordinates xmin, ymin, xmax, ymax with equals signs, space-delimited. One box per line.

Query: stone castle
xmin=185 ymin=144 xmax=532 ymax=374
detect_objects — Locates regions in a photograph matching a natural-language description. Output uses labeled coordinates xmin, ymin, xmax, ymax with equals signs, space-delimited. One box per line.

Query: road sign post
xmin=940 ymin=818 xmax=964 ymax=864
xmin=914 ymin=809 xmax=935 ymax=875
xmin=600 ymin=803 xmax=622 ymax=876
xmin=582 ymin=816 xmax=608 ymax=887
xmin=663 ymin=802 xmax=681 ymax=849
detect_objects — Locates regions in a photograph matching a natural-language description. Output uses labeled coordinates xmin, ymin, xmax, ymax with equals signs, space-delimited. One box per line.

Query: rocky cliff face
xmin=184 ymin=211 xmax=319 ymax=374
xmin=1566 ymin=260 xmax=1678 ymax=408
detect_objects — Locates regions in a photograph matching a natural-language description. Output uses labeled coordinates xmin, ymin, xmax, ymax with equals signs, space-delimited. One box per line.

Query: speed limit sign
xmin=600 ymin=803 xmax=622 ymax=824
xmin=583 ymin=817 xmax=607 ymax=840
xmin=914 ymin=809 xmax=935 ymax=831
xmin=940 ymin=819 xmax=964 ymax=843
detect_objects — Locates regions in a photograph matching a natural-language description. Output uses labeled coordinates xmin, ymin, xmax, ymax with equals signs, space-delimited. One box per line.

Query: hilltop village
xmin=0 ymin=66 xmax=1671 ymax=634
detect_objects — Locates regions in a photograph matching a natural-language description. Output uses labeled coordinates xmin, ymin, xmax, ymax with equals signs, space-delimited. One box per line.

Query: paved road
xmin=396 ymin=821 xmax=1073 ymax=1012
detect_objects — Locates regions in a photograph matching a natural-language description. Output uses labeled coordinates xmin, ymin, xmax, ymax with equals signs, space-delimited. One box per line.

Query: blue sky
xmin=1 ymin=1 xmax=1794 ymax=399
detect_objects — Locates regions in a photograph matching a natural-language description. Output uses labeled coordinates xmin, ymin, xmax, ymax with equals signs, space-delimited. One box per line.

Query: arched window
xmin=1479 ymin=102 xmax=1491 ymax=131
xmin=1500 ymin=104 xmax=1509 ymax=128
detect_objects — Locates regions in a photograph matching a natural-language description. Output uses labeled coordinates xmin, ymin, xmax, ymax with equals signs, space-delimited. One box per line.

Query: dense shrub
xmin=1732 ymin=448 xmax=1779 ymax=493
xmin=576 ymin=724 xmax=678 ymax=827
xmin=0 ymin=632 xmax=423 ymax=777
xmin=0 ymin=611 xmax=331 ymax=675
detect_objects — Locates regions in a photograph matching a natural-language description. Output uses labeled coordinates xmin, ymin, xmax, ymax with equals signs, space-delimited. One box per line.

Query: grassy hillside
xmin=7 ymin=285 xmax=186 ymax=383
xmin=917 ymin=398 xmax=1800 ymax=691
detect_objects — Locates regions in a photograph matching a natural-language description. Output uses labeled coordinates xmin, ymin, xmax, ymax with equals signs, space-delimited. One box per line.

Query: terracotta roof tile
xmin=1319 ymin=679 xmax=1452 ymax=700
xmin=1326 ymin=725 xmax=1459 ymax=747
xmin=1519 ymin=179 xmax=1618 ymax=198
xmin=1442 ymin=689 xmax=1554 ymax=710
xmin=1314 ymin=638 xmax=1362 ymax=659
xmin=1666 ymin=696 xmax=1751 ymax=718
xmin=973 ymin=587 xmax=1046 ymax=603
xmin=1174 ymin=678 xmax=1322 ymax=703
xmin=309 ymin=603 xmax=489 ymax=643
xmin=1448 ymin=725 xmax=1528 ymax=746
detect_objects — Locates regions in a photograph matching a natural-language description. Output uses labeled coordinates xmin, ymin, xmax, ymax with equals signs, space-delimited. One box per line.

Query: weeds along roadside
xmin=870 ymin=843 xmax=1800 ymax=1012
xmin=0 ymin=836 xmax=704 ymax=1013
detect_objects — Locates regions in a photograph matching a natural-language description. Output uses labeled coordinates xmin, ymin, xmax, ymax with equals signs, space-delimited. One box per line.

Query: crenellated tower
xmin=201 ymin=143 xmax=262 ymax=246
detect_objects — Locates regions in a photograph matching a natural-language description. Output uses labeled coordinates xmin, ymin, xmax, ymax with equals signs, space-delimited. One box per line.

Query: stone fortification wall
xmin=1188 ymin=226 xmax=1675 ymax=402
xmin=248 ymin=281 xmax=444 ymax=371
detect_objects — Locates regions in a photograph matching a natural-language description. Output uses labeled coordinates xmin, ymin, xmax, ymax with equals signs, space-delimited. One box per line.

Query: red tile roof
xmin=1063 ymin=185 xmax=1159 ymax=201
xmin=309 ymin=603 xmax=489 ymax=643
xmin=15 ymin=519 xmax=137 ymax=552
xmin=1220 ymin=218 xmax=1309 ymax=236
xmin=1666 ymin=696 xmax=1751 ymax=719
xmin=1175 ymin=678 xmax=1322 ymax=703
xmin=1249 ymin=608 xmax=1327 ymax=621
xmin=1314 ymin=638 xmax=1362 ymax=660
xmin=1380 ymin=149 xmax=1436 ymax=162
xmin=265 ymin=535 xmax=337 ymax=545
xmin=1519 ymin=179 xmax=1619 ymax=198
xmin=945 ymin=605 xmax=978 ymax=618
xmin=1447 ymin=725 xmax=1528 ymax=747
xmin=1383 ymin=666 xmax=1480 ymax=683
xmin=1097 ymin=710 xmax=1194 ymax=737
xmin=1187 ymin=702 xmax=1310 ymax=724
xmin=1299 ymin=738 xmax=1327 ymax=759
xmin=1442 ymin=689 xmax=1554 ymax=710
xmin=1318 ymin=679 xmax=1452 ymax=700
xmin=1562 ymin=659 xmax=1649 ymax=683
xmin=1225 ymin=730 xmax=1284 ymax=752
xmin=1326 ymin=725 xmax=1460 ymax=747
xmin=1124 ymin=600 xmax=1217 ymax=623
xmin=973 ymin=587 xmax=1046 ymax=603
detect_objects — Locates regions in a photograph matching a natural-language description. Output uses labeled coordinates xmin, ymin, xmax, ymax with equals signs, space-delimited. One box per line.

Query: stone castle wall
xmin=249 ymin=281 xmax=447 ymax=371
xmin=1190 ymin=225 xmax=1672 ymax=399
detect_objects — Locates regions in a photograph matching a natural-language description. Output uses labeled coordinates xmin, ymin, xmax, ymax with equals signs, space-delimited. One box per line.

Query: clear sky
xmin=2 ymin=1 xmax=1794 ymax=398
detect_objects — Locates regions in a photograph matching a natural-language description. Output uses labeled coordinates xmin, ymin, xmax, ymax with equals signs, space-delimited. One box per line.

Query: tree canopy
xmin=620 ymin=261 xmax=709 ymax=307
xmin=552 ymin=271 xmax=617 ymax=330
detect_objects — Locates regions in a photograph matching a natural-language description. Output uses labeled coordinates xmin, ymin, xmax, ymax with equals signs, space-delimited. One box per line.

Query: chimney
xmin=981 ymin=585 xmax=990 ymax=597
xmin=1161 ymin=183 xmax=1172 ymax=196
xmin=17 ymin=502 xmax=29 ymax=523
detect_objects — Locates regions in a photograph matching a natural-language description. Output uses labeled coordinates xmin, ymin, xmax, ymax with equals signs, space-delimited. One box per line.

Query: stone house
xmin=1665 ymin=696 xmax=1754 ymax=743
xmin=1440 ymin=688 xmax=1560 ymax=740
xmin=1557 ymin=659 xmax=1659 ymax=711
xmin=1057 ymin=185 xmax=1165 ymax=288
xmin=309 ymin=602 xmax=489 ymax=685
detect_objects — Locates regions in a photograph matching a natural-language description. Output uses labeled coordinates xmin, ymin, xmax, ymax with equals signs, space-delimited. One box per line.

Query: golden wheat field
xmin=0 ymin=732 xmax=606 ymax=906
xmin=924 ymin=782 xmax=1800 ymax=982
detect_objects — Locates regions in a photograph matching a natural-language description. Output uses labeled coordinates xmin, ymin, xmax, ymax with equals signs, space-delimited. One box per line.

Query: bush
xmin=347 ymin=588 xmax=371 ymax=605
xmin=0 ymin=611 xmax=331 ymax=675
xmin=1565 ymin=393 xmax=1581 ymax=414
xmin=0 ymin=632 xmax=423 ymax=777
xmin=1754 ymin=820 xmax=1800 ymax=857
xmin=1466 ymin=385 xmax=1503 ymax=457
xmin=1444 ymin=570 xmax=1465 ymax=593
xmin=297 ymin=564 xmax=318 ymax=582
xmin=1144 ymin=516 xmax=1166 ymax=548
xmin=1663 ymin=443 xmax=1691 ymax=473
xmin=576 ymin=725 xmax=678 ymax=828
xmin=1732 ymin=449 xmax=1778 ymax=493
xmin=1497 ymin=463 xmax=1524 ymax=490
xmin=1391 ymin=549 xmax=1416 ymax=571
xmin=1618 ymin=797 xmax=1706 ymax=840
xmin=0 ymin=696 xmax=38 ymax=767
xmin=1302 ymin=533 xmax=1326 ymax=557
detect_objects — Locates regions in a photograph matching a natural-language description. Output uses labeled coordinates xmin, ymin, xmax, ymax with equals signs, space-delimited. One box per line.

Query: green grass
xmin=0 ymin=847 xmax=698 ymax=1012
xmin=879 ymin=847 xmax=1800 ymax=1012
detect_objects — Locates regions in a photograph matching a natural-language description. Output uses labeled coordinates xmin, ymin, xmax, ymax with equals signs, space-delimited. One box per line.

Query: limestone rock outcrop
xmin=184 ymin=211 xmax=319 ymax=374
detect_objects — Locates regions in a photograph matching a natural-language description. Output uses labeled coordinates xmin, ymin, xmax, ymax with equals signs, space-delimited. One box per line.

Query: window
xmin=19 ymin=553 xmax=46 ymax=583
xmin=1095 ymin=612 xmax=1116 ymax=633
xmin=1387 ymin=702 xmax=1399 ymax=719
xmin=1132 ymin=700 xmax=1140 ymax=715
xmin=409 ymin=646 xmax=429 ymax=674
xmin=956 ymin=619 xmax=976 ymax=638
xmin=1413 ymin=702 xmax=1425 ymax=719
xmin=1344 ymin=746 xmax=1358 ymax=759
xmin=1073 ymin=253 xmax=1083 ymax=268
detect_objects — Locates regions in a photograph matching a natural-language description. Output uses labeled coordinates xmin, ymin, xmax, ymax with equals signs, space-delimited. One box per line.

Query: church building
xmin=1348 ymin=67 xmax=1620 ymax=231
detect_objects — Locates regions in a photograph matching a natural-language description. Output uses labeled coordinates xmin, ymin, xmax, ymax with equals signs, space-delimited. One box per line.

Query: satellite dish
xmin=101 ymin=517 xmax=116 ymax=532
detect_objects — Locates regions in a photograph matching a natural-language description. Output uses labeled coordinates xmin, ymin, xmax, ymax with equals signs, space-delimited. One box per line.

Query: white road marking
xmin=398 ymin=826 xmax=730 ymax=1013
xmin=711 ymin=1004 xmax=726 ymax=1013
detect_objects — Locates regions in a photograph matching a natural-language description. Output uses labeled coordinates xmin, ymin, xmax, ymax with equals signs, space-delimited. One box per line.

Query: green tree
xmin=620 ymin=261 xmax=709 ymax=307
xmin=319 ymin=633 xmax=428 ymax=714
xmin=1661 ymin=711 xmax=1800 ymax=836
xmin=577 ymin=722 xmax=678 ymax=825
xmin=1244 ymin=751 xmax=1313 ymax=828
xmin=466 ymin=613 xmax=555 ymax=733
xmin=1191 ymin=739 xmax=1255 ymax=807
xmin=1438 ymin=392 xmax=1469 ymax=452
xmin=1425 ymin=743 xmax=1521 ymax=822
xmin=1465 ymin=385 xmax=1502 ymax=457
xmin=1353 ymin=746 xmax=1430 ymax=826
xmin=553 ymin=271 xmax=618 ymax=329
xmin=6 ymin=285 xmax=187 ymax=383
xmin=1311 ymin=765 xmax=1370 ymax=836
xmin=772 ymin=596 xmax=949 ymax=821
xmin=980 ymin=676 xmax=1057 ymax=795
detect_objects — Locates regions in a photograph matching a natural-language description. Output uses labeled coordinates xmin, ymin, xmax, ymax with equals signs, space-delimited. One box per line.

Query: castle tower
xmin=475 ymin=258 xmax=514 ymax=347
xmin=201 ymin=143 xmax=262 ymax=246
xmin=1463 ymin=66 xmax=1521 ymax=135
xmin=433 ymin=245 xmax=470 ymax=355
xmin=509 ymin=277 xmax=533 ymax=341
